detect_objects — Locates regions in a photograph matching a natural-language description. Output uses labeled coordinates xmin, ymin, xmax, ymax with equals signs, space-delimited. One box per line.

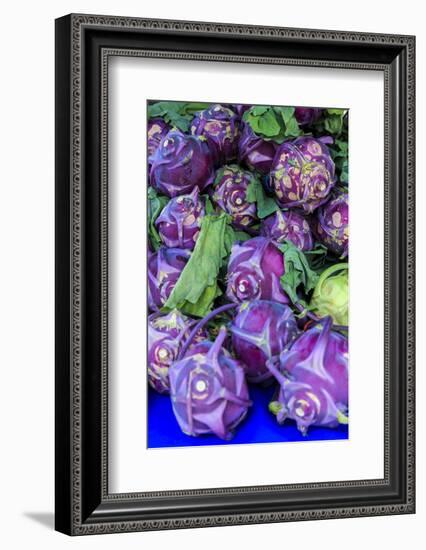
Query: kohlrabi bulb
xmin=260 ymin=209 xmax=313 ymax=251
xmin=310 ymin=263 xmax=349 ymax=326
xmin=155 ymin=187 xmax=205 ymax=250
xmin=269 ymin=137 xmax=335 ymax=213
xmin=191 ymin=104 xmax=240 ymax=165
xmin=147 ymin=247 xmax=190 ymax=311
xmin=231 ymin=300 xmax=299 ymax=383
xmin=226 ymin=237 xmax=289 ymax=304
xmin=238 ymin=122 xmax=277 ymax=174
xmin=315 ymin=189 xmax=349 ymax=258
xmin=169 ymin=327 xmax=252 ymax=439
xmin=212 ymin=165 xmax=258 ymax=229
xmin=148 ymin=310 xmax=207 ymax=394
xmin=268 ymin=316 xmax=348 ymax=435
xmin=150 ymin=129 xmax=214 ymax=198
xmin=147 ymin=118 xmax=171 ymax=162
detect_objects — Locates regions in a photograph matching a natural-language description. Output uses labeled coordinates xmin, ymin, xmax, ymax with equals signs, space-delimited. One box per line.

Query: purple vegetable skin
xmin=269 ymin=136 xmax=335 ymax=213
xmin=148 ymin=247 xmax=190 ymax=311
xmin=212 ymin=165 xmax=258 ymax=229
xmin=238 ymin=122 xmax=277 ymax=174
xmin=191 ymin=104 xmax=239 ymax=165
xmin=148 ymin=310 xmax=206 ymax=394
xmin=169 ymin=327 xmax=252 ymax=439
xmin=226 ymin=237 xmax=289 ymax=304
xmin=147 ymin=118 xmax=171 ymax=161
xmin=155 ymin=187 xmax=205 ymax=250
xmin=315 ymin=190 xmax=349 ymax=258
xmin=261 ymin=209 xmax=313 ymax=251
xmin=232 ymin=104 xmax=251 ymax=118
xmin=294 ymin=107 xmax=322 ymax=127
xmin=150 ymin=129 xmax=214 ymax=198
xmin=267 ymin=316 xmax=348 ymax=435
xmin=231 ymin=300 xmax=299 ymax=383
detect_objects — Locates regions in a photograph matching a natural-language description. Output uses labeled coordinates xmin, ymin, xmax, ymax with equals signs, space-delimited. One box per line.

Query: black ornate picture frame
xmin=55 ymin=13 xmax=415 ymax=535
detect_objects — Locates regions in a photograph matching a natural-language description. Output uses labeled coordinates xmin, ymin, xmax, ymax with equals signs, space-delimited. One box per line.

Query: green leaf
xmin=203 ymin=195 xmax=215 ymax=215
xmin=232 ymin=230 xmax=252 ymax=242
xmin=243 ymin=106 xmax=282 ymax=139
xmin=243 ymin=105 xmax=302 ymax=142
xmin=283 ymin=117 xmax=301 ymax=137
xmin=222 ymin=225 xmax=252 ymax=260
xmin=330 ymin=138 xmax=349 ymax=184
xmin=147 ymin=101 xmax=186 ymax=119
xmin=304 ymin=243 xmax=329 ymax=272
xmin=165 ymin=112 xmax=191 ymax=132
xmin=162 ymin=213 xmax=231 ymax=317
xmin=324 ymin=115 xmax=343 ymax=135
xmin=279 ymin=106 xmax=295 ymax=124
xmin=333 ymin=138 xmax=348 ymax=157
xmin=178 ymin=285 xmax=222 ymax=317
xmin=246 ymin=177 xmax=280 ymax=219
xmin=223 ymin=224 xmax=237 ymax=263
xmin=278 ymin=240 xmax=320 ymax=304
xmin=326 ymin=108 xmax=346 ymax=116
xmin=274 ymin=106 xmax=302 ymax=138
xmin=147 ymin=187 xmax=169 ymax=250
xmin=340 ymin=159 xmax=349 ymax=183
xmin=323 ymin=109 xmax=347 ymax=136
xmin=251 ymin=105 xmax=269 ymax=116
xmin=251 ymin=109 xmax=281 ymax=137
xmin=181 ymin=102 xmax=211 ymax=116
xmin=147 ymin=101 xmax=212 ymax=133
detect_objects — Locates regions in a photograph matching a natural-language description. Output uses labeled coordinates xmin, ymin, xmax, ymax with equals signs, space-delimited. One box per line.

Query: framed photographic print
xmin=55 ymin=14 xmax=415 ymax=535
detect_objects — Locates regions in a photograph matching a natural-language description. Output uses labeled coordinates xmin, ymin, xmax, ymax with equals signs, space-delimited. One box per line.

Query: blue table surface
xmin=148 ymin=384 xmax=348 ymax=448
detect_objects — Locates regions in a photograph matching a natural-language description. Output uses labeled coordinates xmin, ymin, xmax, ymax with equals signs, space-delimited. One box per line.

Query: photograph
xmin=0 ymin=0 xmax=420 ymax=545
xmin=52 ymin=11 xmax=415 ymax=537
xmin=146 ymin=101 xmax=349 ymax=448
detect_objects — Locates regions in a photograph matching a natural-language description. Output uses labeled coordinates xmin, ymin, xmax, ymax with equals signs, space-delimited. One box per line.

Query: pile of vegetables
xmin=147 ymin=101 xmax=349 ymax=441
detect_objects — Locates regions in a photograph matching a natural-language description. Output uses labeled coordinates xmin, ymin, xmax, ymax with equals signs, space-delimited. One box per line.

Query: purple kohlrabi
xmin=191 ymin=104 xmax=240 ymax=165
xmin=267 ymin=316 xmax=349 ymax=435
xmin=314 ymin=189 xmax=349 ymax=258
xmin=238 ymin=122 xmax=277 ymax=174
xmin=269 ymin=136 xmax=335 ymax=213
xmin=261 ymin=209 xmax=314 ymax=251
xmin=294 ymin=107 xmax=322 ymax=127
xmin=147 ymin=118 xmax=171 ymax=161
xmin=148 ymin=247 xmax=190 ymax=311
xmin=231 ymin=300 xmax=299 ymax=383
xmin=232 ymin=104 xmax=251 ymax=118
xmin=211 ymin=165 xmax=257 ymax=229
xmin=150 ymin=129 xmax=214 ymax=198
xmin=148 ymin=310 xmax=206 ymax=394
xmin=169 ymin=327 xmax=252 ymax=439
xmin=226 ymin=237 xmax=289 ymax=304
xmin=155 ymin=187 xmax=205 ymax=250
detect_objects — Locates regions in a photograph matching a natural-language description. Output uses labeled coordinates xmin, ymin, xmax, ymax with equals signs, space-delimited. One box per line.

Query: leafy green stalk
xmin=242 ymin=105 xmax=302 ymax=143
xmin=148 ymin=101 xmax=211 ymax=132
xmin=162 ymin=213 xmax=233 ymax=317
xmin=329 ymin=138 xmax=349 ymax=184
xmin=304 ymin=243 xmax=329 ymax=272
xmin=246 ymin=177 xmax=280 ymax=219
xmin=314 ymin=108 xmax=348 ymax=137
xmin=278 ymin=240 xmax=321 ymax=306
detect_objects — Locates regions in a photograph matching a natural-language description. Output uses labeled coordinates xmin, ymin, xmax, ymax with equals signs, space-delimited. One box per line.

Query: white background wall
xmin=0 ymin=0 xmax=422 ymax=548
